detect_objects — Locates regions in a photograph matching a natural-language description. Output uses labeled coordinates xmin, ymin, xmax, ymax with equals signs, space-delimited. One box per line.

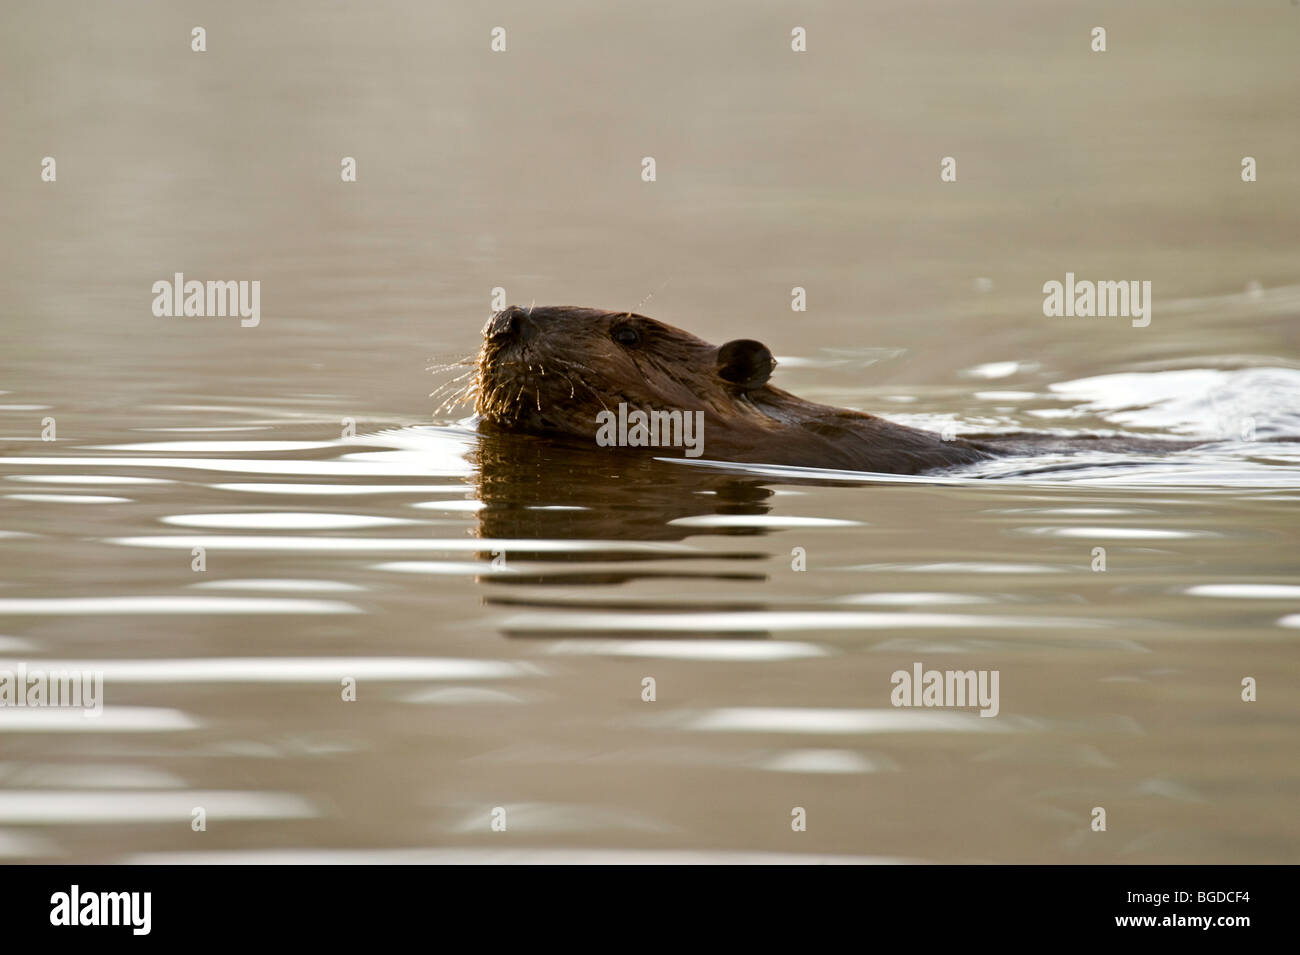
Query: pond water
xmin=1 ymin=1 xmax=1297 ymax=862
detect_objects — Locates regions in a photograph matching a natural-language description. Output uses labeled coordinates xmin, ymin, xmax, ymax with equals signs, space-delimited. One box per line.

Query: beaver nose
xmin=483 ymin=307 xmax=534 ymax=342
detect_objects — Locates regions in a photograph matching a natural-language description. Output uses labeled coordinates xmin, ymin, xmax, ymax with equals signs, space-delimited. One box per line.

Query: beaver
xmin=470 ymin=305 xmax=1200 ymax=475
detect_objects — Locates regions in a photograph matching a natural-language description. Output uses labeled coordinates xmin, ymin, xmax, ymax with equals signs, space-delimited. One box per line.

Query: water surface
xmin=2 ymin=0 xmax=1298 ymax=863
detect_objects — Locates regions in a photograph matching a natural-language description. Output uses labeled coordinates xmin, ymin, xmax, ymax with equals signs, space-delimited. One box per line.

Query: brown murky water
xmin=2 ymin=1 xmax=1298 ymax=863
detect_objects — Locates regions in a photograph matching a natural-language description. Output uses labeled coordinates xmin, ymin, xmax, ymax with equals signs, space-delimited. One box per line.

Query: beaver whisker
xmin=565 ymin=369 xmax=610 ymax=414
xmin=535 ymin=359 xmax=617 ymax=413
xmin=474 ymin=344 xmax=644 ymax=422
xmin=429 ymin=367 xmax=477 ymax=390
xmin=434 ymin=382 xmax=478 ymax=415
xmin=431 ymin=392 xmax=467 ymax=415
xmin=428 ymin=367 xmax=478 ymax=400
xmin=425 ymin=355 xmax=477 ymax=374
xmin=434 ymin=394 xmax=466 ymax=416
xmin=430 ymin=390 xmax=475 ymax=415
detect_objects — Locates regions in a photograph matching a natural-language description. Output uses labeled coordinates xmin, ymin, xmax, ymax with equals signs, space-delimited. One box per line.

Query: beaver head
xmin=474 ymin=305 xmax=776 ymax=436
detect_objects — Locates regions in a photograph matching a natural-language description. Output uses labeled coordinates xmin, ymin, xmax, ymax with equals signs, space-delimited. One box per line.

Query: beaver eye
xmin=611 ymin=325 xmax=641 ymax=347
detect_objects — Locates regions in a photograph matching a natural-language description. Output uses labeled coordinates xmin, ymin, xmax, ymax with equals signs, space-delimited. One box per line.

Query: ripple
xmin=545 ymin=639 xmax=829 ymax=661
xmin=847 ymin=562 xmax=1064 ymax=574
xmin=1186 ymin=584 xmax=1300 ymax=599
xmin=372 ymin=561 xmax=504 ymax=575
xmin=503 ymin=610 xmax=1101 ymax=633
xmin=6 ymin=475 xmax=172 ymax=485
xmin=0 ymin=596 xmax=360 ymax=615
xmin=871 ymin=635 xmax=1149 ymax=654
xmin=401 ymin=687 xmax=531 ymax=705
xmin=5 ymin=494 xmax=131 ymax=504
xmin=3 ymin=456 xmax=471 ymax=477
xmin=0 ymin=707 xmax=198 ymax=732
xmin=448 ymin=803 xmax=675 ymax=835
xmin=339 ymin=449 xmax=469 ymax=466
xmin=668 ymin=515 xmax=861 ymax=528
xmin=1 ymin=764 xmax=187 ymax=788
xmin=665 ymin=457 xmax=966 ymax=484
xmin=410 ymin=500 xmax=485 ymax=511
xmin=963 ymin=360 xmax=1037 ymax=380
xmin=997 ymin=507 xmax=1141 ymax=516
xmin=213 ymin=483 xmax=467 ymax=495
xmin=836 ymin=592 xmax=989 ymax=606
xmin=760 ymin=749 xmax=888 ymax=774
xmin=8 ymin=657 xmax=528 ymax=682
xmin=161 ymin=512 xmax=421 ymax=530
xmin=687 ymin=707 xmax=1015 ymax=734
xmin=113 ymin=535 xmax=697 ymax=554
xmin=86 ymin=441 xmax=337 ymax=452
xmin=136 ymin=426 xmax=272 ymax=433
xmin=1027 ymin=527 xmax=1206 ymax=540
xmin=0 ymin=790 xmax=314 ymax=823
xmin=189 ymin=578 xmax=367 ymax=592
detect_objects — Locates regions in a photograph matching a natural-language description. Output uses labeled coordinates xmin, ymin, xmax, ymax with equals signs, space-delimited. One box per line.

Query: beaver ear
xmin=716 ymin=339 xmax=776 ymax=388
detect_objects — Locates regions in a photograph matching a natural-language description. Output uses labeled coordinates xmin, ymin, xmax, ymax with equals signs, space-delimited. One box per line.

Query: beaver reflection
xmin=471 ymin=428 xmax=781 ymax=605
